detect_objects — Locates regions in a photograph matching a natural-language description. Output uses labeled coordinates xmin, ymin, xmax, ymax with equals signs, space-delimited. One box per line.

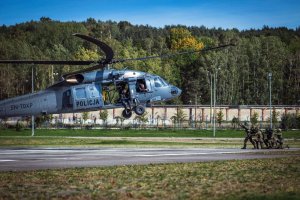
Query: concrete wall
xmin=52 ymin=105 xmax=300 ymax=125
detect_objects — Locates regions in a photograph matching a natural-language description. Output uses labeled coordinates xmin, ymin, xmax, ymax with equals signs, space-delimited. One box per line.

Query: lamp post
xmin=194 ymin=95 xmax=201 ymax=128
xmin=31 ymin=66 xmax=34 ymax=136
xmin=195 ymin=95 xmax=197 ymax=128
xmin=210 ymin=72 xmax=213 ymax=124
xmin=207 ymin=71 xmax=213 ymax=125
xmin=213 ymin=72 xmax=216 ymax=137
xmin=268 ymin=72 xmax=272 ymax=129
xmin=213 ymin=68 xmax=220 ymax=137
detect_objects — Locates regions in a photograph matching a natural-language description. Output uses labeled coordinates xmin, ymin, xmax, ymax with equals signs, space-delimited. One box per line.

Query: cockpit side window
xmin=137 ymin=79 xmax=148 ymax=92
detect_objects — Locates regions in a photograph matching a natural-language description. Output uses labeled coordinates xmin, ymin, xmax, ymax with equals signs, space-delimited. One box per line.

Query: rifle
xmin=239 ymin=123 xmax=248 ymax=131
xmin=239 ymin=124 xmax=251 ymax=136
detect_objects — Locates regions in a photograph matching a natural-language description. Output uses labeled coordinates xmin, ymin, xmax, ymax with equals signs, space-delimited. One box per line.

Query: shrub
xmin=82 ymin=112 xmax=89 ymax=124
xmin=250 ymin=111 xmax=259 ymax=126
xmin=281 ymin=113 xmax=300 ymax=130
xmin=216 ymin=110 xmax=224 ymax=127
xmin=15 ymin=120 xmax=24 ymax=131
xmin=99 ymin=110 xmax=108 ymax=125
xmin=231 ymin=116 xmax=239 ymax=129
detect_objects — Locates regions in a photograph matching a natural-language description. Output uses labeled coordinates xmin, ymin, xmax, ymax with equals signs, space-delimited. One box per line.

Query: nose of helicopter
xmin=170 ymin=86 xmax=182 ymax=97
xmin=176 ymin=87 xmax=182 ymax=96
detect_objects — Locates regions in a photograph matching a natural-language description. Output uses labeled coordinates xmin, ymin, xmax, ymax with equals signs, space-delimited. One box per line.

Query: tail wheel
xmin=122 ymin=109 xmax=132 ymax=119
xmin=134 ymin=105 xmax=145 ymax=115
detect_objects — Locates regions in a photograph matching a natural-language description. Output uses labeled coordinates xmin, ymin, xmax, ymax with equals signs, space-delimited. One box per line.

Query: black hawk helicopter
xmin=0 ymin=34 xmax=233 ymax=119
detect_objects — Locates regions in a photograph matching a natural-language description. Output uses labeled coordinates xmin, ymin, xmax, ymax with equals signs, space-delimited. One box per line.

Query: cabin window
xmin=66 ymin=90 xmax=71 ymax=96
xmin=76 ymin=88 xmax=86 ymax=99
xmin=89 ymin=86 xmax=96 ymax=98
xmin=62 ymin=89 xmax=73 ymax=109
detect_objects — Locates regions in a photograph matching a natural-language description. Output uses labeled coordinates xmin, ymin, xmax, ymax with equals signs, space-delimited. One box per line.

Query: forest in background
xmin=0 ymin=17 xmax=299 ymax=105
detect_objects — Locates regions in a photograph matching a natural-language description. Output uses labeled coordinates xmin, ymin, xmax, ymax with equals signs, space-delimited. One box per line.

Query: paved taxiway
xmin=0 ymin=147 xmax=298 ymax=171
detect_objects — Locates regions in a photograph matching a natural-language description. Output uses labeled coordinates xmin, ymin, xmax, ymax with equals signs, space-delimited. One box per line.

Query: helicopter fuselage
xmin=0 ymin=69 xmax=181 ymax=118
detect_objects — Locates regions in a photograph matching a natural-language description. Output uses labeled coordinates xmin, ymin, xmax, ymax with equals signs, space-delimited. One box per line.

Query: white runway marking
xmin=133 ymin=151 xmax=237 ymax=157
xmin=0 ymin=160 xmax=16 ymax=162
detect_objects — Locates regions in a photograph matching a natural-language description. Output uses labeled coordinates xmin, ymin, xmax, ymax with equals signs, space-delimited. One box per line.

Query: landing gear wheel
xmin=134 ymin=105 xmax=145 ymax=115
xmin=122 ymin=109 xmax=132 ymax=119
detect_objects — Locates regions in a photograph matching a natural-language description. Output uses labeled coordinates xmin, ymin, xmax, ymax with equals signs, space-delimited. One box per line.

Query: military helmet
xmin=266 ymin=127 xmax=272 ymax=132
xmin=276 ymin=128 xmax=282 ymax=132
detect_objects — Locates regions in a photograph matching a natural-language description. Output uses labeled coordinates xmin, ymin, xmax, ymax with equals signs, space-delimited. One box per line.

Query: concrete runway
xmin=0 ymin=147 xmax=298 ymax=171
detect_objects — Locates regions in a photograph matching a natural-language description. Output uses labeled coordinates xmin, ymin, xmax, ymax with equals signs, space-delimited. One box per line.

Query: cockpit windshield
xmin=154 ymin=77 xmax=168 ymax=87
xmin=159 ymin=77 xmax=169 ymax=86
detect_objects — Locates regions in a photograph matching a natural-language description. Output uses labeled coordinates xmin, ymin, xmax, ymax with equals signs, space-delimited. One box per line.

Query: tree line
xmin=0 ymin=17 xmax=299 ymax=105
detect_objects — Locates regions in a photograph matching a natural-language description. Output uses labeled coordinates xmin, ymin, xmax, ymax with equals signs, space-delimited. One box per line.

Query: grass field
xmin=0 ymin=136 xmax=300 ymax=148
xmin=0 ymin=128 xmax=299 ymax=138
xmin=0 ymin=129 xmax=299 ymax=199
xmin=0 ymin=128 xmax=299 ymax=148
xmin=0 ymin=156 xmax=299 ymax=200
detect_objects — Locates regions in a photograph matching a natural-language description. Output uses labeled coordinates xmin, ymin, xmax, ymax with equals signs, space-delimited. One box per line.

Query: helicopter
xmin=0 ymin=33 xmax=233 ymax=119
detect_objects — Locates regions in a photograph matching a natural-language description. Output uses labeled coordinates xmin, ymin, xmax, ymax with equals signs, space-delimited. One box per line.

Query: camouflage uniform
xmin=250 ymin=126 xmax=258 ymax=149
xmin=253 ymin=128 xmax=264 ymax=149
xmin=274 ymin=128 xmax=283 ymax=149
xmin=262 ymin=129 xmax=268 ymax=147
xmin=240 ymin=124 xmax=256 ymax=149
xmin=263 ymin=128 xmax=274 ymax=149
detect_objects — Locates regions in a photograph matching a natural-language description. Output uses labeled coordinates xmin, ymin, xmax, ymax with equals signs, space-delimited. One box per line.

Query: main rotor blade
xmin=0 ymin=60 xmax=96 ymax=65
xmin=113 ymin=43 xmax=235 ymax=63
xmin=73 ymin=33 xmax=114 ymax=63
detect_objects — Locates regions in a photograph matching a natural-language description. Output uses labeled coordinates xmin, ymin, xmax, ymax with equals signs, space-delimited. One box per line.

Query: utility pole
xmin=195 ymin=94 xmax=197 ymax=127
xmin=213 ymin=72 xmax=216 ymax=137
xmin=268 ymin=72 xmax=272 ymax=129
xmin=210 ymin=73 xmax=213 ymax=125
xmin=31 ymin=66 xmax=35 ymax=136
xmin=213 ymin=68 xmax=220 ymax=137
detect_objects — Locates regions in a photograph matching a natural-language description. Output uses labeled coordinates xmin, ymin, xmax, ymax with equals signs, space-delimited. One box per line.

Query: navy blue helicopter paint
xmin=0 ymin=34 xmax=232 ymax=119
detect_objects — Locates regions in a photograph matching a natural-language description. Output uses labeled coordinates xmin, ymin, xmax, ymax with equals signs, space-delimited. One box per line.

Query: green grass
xmin=0 ymin=156 xmax=299 ymax=200
xmin=0 ymin=137 xmax=209 ymax=147
xmin=1 ymin=137 xmax=299 ymax=148
xmin=0 ymin=136 xmax=249 ymax=148
xmin=0 ymin=128 xmax=299 ymax=138
xmin=0 ymin=128 xmax=299 ymax=147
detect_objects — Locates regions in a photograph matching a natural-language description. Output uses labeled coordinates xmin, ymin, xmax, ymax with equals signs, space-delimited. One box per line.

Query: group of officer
xmin=240 ymin=123 xmax=285 ymax=149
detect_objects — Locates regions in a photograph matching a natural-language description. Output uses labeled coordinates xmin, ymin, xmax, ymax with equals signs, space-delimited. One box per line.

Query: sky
xmin=0 ymin=0 xmax=299 ymax=30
